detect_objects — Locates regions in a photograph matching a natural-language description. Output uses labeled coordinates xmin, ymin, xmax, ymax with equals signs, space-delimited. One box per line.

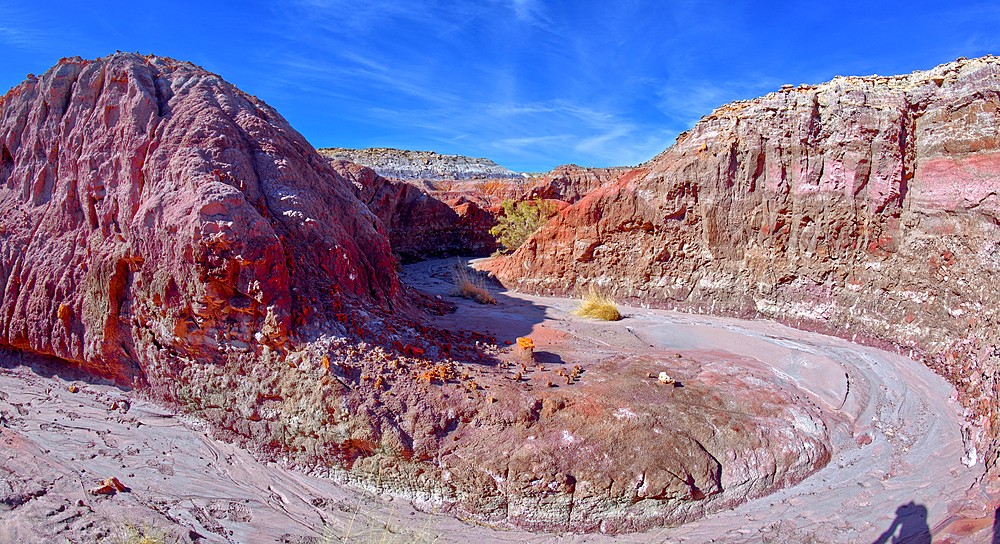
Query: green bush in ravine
xmin=490 ymin=198 xmax=557 ymax=252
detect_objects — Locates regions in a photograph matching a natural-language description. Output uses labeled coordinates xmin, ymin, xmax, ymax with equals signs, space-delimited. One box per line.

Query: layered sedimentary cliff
xmin=0 ymin=53 xmax=398 ymax=383
xmin=486 ymin=56 xmax=1000 ymax=472
xmin=319 ymin=147 xmax=525 ymax=180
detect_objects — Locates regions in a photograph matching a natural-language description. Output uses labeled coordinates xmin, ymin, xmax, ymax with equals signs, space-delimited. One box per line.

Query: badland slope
xmin=329 ymin=158 xmax=497 ymax=261
xmin=485 ymin=56 xmax=1000 ymax=474
xmin=0 ymin=54 xmax=841 ymax=535
xmin=0 ymin=53 xmax=399 ymax=384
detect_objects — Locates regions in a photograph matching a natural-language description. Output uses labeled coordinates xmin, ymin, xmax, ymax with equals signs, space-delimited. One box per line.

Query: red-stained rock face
xmin=0 ymin=53 xmax=398 ymax=384
xmin=485 ymin=56 xmax=1000 ymax=472
xmin=524 ymin=164 xmax=633 ymax=204
xmin=330 ymin=159 xmax=497 ymax=261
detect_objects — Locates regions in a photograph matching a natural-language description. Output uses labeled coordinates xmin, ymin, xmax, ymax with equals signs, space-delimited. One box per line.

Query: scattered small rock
xmin=88 ymin=477 xmax=128 ymax=496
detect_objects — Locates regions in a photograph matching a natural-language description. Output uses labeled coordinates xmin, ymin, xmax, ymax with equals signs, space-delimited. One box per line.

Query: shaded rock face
xmin=330 ymin=159 xmax=496 ymax=261
xmin=319 ymin=147 xmax=524 ymax=180
xmin=486 ymin=56 xmax=1000 ymax=471
xmin=0 ymin=53 xmax=398 ymax=383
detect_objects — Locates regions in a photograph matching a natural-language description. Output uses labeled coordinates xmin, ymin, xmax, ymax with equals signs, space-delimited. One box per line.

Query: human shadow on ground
xmin=871 ymin=502 xmax=932 ymax=544
xmin=993 ymin=504 xmax=999 ymax=544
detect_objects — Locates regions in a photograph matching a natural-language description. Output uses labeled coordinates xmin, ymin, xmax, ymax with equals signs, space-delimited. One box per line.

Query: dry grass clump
xmin=451 ymin=263 xmax=496 ymax=304
xmin=103 ymin=521 xmax=172 ymax=544
xmin=574 ymin=288 xmax=622 ymax=321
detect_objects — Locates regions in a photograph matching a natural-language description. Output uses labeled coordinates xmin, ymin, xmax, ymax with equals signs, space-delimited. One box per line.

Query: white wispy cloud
xmin=0 ymin=3 xmax=59 ymax=53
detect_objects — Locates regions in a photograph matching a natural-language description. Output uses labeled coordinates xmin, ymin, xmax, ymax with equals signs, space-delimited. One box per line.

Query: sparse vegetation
xmin=489 ymin=198 xmax=556 ymax=252
xmin=574 ymin=288 xmax=622 ymax=321
xmin=451 ymin=262 xmax=496 ymax=304
xmin=320 ymin=460 xmax=441 ymax=544
xmin=103 ymin=521 xmax=172 ymax=544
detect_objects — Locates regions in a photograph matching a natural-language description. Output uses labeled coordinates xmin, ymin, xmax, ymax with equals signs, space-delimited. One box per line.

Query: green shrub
xmin=489 ymin=198 xmax=556 ymax=252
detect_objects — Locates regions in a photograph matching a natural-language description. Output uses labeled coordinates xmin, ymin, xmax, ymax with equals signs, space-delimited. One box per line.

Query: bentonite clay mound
xmin=0 ymin=53 xmax=398 ymax=385
xmin=485 ymin=55 xmax=1000 ymax=476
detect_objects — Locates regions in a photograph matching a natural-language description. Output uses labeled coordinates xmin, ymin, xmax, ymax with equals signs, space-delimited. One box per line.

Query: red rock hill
xmin=0 ymin=53 xmax=399 ymax=383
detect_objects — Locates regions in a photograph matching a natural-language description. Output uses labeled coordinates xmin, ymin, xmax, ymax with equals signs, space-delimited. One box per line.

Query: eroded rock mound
xmin=486 ymin=56 xmax=1000 ymax=472
xmin=524 ymin=164 xmax=634 ymax=204
xmin=0 ymin=53 xmax=398 ymax=383
xmin=329 ymin=159 xmax=497 ymax=261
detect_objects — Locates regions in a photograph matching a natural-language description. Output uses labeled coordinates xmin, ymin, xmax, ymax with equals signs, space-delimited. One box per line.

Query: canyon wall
xmin=330 ymin=159 xmax=497 ymax=261
xmin=486 ymin=56 xmax=1000 ymax=472
xmin=0 ymin=53 xmax=399 ymax=383
xmin=524 ymin=164 xmax=633 ymax=204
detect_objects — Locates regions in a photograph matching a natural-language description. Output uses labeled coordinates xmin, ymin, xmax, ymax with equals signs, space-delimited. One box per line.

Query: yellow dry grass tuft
xmin=574 ymin=288 xmax=622 ymax=321
xmin=102 ymin=521 xmax=172 ymax=544
xmin=451 ymin=263 xmax=496 ymax=304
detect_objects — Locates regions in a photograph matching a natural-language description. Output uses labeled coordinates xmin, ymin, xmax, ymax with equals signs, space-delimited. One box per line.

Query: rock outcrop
xmin=524 ymin=164 xmax=633 ymax=203
xmin=319 ymin=147 xmax=525 ymax=180
xmin=330 ymin=159 xmax=497 ymax=261
xmin=486 ymin=56 xmax=1000 ymax=473
xmin=0 ymin=53 xmax=399 ymax=383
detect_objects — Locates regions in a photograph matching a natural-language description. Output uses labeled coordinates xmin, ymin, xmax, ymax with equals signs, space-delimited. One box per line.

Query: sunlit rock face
xmin=523 ymin=164 xmax=634 ymax=204
xmin=319 ymin=147 xmax=525 ymax=180
xmin=486 ymin=56 xmax=1000 ymax=472
xmin=0 ymin=53 xmax=398 ymax=383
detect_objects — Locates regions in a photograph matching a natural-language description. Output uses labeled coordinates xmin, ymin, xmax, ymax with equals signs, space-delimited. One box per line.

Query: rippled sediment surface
xmin=0 ymin=259 xmax=993 ymax=542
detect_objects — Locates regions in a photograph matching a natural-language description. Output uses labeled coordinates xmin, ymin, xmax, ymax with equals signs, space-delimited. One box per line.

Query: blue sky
xmin=3 ymin=1 xmax=1000 ymax=172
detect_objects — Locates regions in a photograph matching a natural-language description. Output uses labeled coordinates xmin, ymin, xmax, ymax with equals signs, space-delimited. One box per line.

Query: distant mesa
xmin=318 ymin=147 xmax=528 ymax=180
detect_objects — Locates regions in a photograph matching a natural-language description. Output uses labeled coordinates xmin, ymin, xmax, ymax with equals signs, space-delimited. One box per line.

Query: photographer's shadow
xmin=872 ymin=502 xmax=931 ymax=544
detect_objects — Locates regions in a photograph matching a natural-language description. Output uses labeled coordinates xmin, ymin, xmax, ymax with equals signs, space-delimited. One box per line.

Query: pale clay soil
xmin=0 ymin=258 xmax=997 ymax=544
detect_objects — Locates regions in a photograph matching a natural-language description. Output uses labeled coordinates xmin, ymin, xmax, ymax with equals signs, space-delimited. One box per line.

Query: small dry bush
xmin=574 ymin=288 xmax=622 ymax=321
xmin=103 ymin=521 xmax=172 ymax=544
xmin=451 ymin=263 xmax=496 ymax=304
